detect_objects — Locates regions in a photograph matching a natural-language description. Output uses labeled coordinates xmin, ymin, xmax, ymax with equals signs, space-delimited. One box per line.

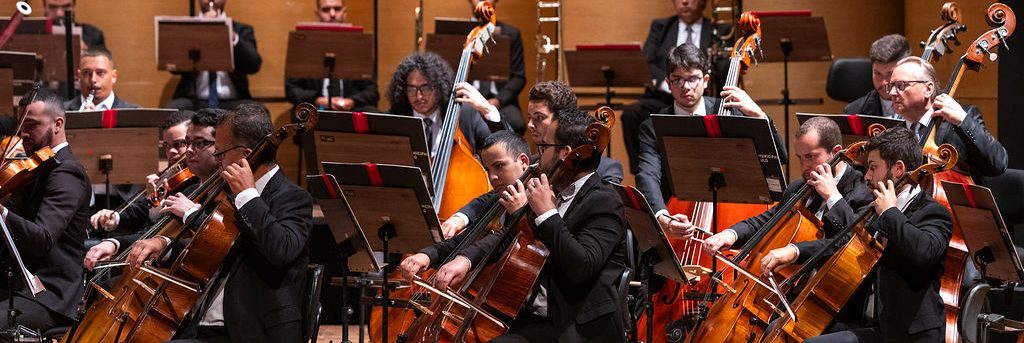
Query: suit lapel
xmin=660 ymin=17 xmax=679 ymax=61
xmin=699 ymin=18 xmax=713 ymax=50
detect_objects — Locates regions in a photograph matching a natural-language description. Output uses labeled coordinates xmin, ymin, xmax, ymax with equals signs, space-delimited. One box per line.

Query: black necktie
xmin=423 ymin=118 xmax=434 ymax=150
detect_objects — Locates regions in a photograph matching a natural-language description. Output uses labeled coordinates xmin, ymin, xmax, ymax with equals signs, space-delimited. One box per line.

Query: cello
xmin=759 ymin=142 xmax=960 ymax=342
xmin=685 ymin=140 xmax=868 ymax=343
xmin=922 ymin=5 xmax=1015 ymax=342
xmin=398 ymin=108 xmax=614 ymax=343
xmin=369 ymin=2 xmax=497 ymax=342
xmin=638 ymin=12 xmax=772 ymax=343
xmin=61 ymin=105 xmax=318 ymax=343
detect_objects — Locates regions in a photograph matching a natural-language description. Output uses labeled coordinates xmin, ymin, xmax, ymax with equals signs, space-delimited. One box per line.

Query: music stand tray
xmin=797 ymin=113 xmax=904 ymax=147
xmin=6 ymin=32 xmax=80 ymax=82
xmin=652 ymin=115 xmax=787 ymax=204
xmin=155 ymin=16 xmax=234 ymax=72
xmin=565 ymin=45 xmax=650 ymax=88
xmin=65 ymin=109 xmax=175 ymax=184
xmin=303 ymin=110 xmax=433 ymax=194
xmin=307 ymin=174 xmax=380 ymax=273
xmin=320 ymin=162 xmax=441 ymax=262
xmin=941 ymin=181 xmax=1024 ymax=283
xmin=285 ymin=28 xmax=373 ymax=80
xmin=612 ymin=183 xmax=694 ymax=284
xmin=0 ymin=51 xmax=37 ymax=96
xmin=757 ymin=14 xmax=832 ymax=63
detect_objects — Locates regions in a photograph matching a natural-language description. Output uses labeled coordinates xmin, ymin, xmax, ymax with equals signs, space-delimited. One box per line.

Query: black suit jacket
xmin=869 ymin=192 xmax=952 ymax=340
xmin=171 ymin=20 xmax=262 ymax=100
xmin=635 ymin=97 xmax=788 ymax=213
xmin=62 ymin=94 xmax=141 ymax=111
xmin=644 ymin=17 xmax=714 ymax=89
xmin=81 ymin=23 xmax=105 ymax=49
xmin=3 ymin=146 xmax=91 ymax=319
xmin=729 ymin=166 xmax=874 ymax=248
xmin=460 ymin=174 xmax=628 ymax=342
xmin=927 ymin=106 xmax=1007 ymax=178
xmin=482 ymin=21 xmax=526 ymax=109
xmin=182 ymin=170 xmax=313 ymax=342
xmin=844 ymin=89 xmax=886 ymax=116
xmin=284 ymin=78 xmax=379 ymax=111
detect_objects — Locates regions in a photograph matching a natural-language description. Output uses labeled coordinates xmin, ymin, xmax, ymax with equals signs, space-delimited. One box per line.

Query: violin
xmin=62 ymin=105 xmax=319 ymax=343
xmin=0 ymin=81 xmax=60 ymax=199
xmin=759 ymin=142 xmax=959 ymax=342
xmin=640 ymin=12 xmax=771 ymax=342
xmin=399 ymin=108 xmax=614 ymax=343
xmin=370 ymin=3 xmax=497 ymax=341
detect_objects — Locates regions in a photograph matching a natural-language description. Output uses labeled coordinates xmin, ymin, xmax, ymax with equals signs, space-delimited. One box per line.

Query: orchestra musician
xmin=703 ymin=117 xmax=874 ymax=268
xmin=844 ymin=34 xmax=911 ymax=119
xmin=43 ymin=0 xmax=105 ymax=49
xmin=437 ymin=81 xmax=624 ymax=239
xmin=130 ymin=104 xmax=314 ymax=342
xmin=81 ymin=110 xmax=222 ymax=272
xmin=399 ymin=130 xmax=531 ymax=278
xmin=284 ymin=0 xmax=380 ymax=112
xmin=777 ymin=126 xmax=953 ymax=343
xmin=431 ymin=109 xmax=630 ymax=342
xmin=886 ymin=56 xmax=1007 ymax=179
xmin=621 ymin=0 xmax=721 ymax=174
xmin=165 ymin=0 xmax=263 ymax=110
xmin=64 ymin=48 xmax=141 ymax=111
xmin=0 ymin=91 xmax=92 ymax=332
xmin=386 ymin=52 xmax=494 ymax=156
xmin=635 ymin=43 xmax=788 ymax=233
xmin=464 ymin=0 xmax=527 ymax=135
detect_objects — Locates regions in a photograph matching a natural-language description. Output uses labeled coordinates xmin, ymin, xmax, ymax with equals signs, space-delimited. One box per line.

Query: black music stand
xmin=565 ymin=45 xmax=649 ymax=109
xmin=307 ymin=173 xmax=380 ymax=343
xmin=0 ymin=51 xmax=37 ymax=101
xmin=942 ymin=181 xmax=1024 ymax=343
xmin=320 ymin=162 xmax=441 ymax=342
xmin=5 ymin=31 xmax=80 ymax=84
xmin=797 ymin=113 xmax=904 ymax=147
xmin=0 ymin=205 xmax=46 ymax=341
xmin=285 ymin=25 xmax=374 ymax=111
xmin=652 ymin=114 xmax=786 ymax=319
xmin=611 ymin=183 xmax=696 ymax=342
xmin=755 ymin=12 xmax=832 ymax=167
xmin=65 ymin=109 xmax=174 ymax=209
xmin=302 ymin=110 xmax=433 ymax=194
xmin=155 ymin=16 xmax=234 ymax=109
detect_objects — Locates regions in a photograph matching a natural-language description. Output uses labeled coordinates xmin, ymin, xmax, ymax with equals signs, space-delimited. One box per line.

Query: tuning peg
xmin=997 ymin=27 xmax=1011 ymax=51
xmin=989 ymin=52 xmax=998 ymax=62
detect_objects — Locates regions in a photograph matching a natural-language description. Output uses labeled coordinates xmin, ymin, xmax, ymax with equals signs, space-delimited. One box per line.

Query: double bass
xmin=759 ymin=142 xmax=960 ymax=342
xmin=638 ymin=12 xmax=772 ymax=343
xmin=369 ymin=2 xmax=496 ymax=342
xmin=62 ymin=105 xmax=318 ymax=343
xmin=919 ymin=4 xmax=1015 ymax=342
xmin=399 ymin=108 xmax=614 ymax=343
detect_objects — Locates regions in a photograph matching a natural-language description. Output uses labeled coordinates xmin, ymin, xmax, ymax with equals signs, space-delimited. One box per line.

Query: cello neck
xmin=429 ymin=48 xmax=474 ymax=211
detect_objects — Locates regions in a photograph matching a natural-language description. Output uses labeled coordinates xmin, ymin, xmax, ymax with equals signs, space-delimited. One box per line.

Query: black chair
xmin=616 ymin=267 xmax=633 ymax=342
xmin=825 ymin=58 xmax=874 ymax=103
xmin=302 ymin=263 xmax=325 ymax=343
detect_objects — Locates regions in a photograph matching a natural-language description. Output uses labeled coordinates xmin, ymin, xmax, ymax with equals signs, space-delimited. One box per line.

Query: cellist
xmin=0 ymin=91 xmax=92 ymax=331
xmin=703 ymin=118 xmax=874 ymax=262
xmin=399 ymin=130 xmax=531 ymax=279
xmin=127 ymin=104 xmax=314 ymax=342
xmin=432 ymin=110 xmax=631 ymax=342
xmin=766 ymin=126 xmax=953 ymax=343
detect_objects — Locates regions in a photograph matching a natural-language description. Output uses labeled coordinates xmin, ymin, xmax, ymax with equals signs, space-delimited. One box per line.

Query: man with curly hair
xmin=387 ymin=52 xmax=496 ymax=156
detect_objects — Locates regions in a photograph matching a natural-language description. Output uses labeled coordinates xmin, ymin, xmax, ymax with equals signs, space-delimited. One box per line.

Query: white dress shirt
xmin=78 ymin=91 xmax=117 ymax=111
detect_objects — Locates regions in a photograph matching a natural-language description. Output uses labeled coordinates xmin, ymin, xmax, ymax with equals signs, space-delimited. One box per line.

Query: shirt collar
xmin=254 ymin=164 xmax=279 ymax=194
xmin=81 ymin=92 xmax=116 ymax=111
xmin=907 ymin=108 xmax=934 ymax=129
xmin=413 ymin=108 xmax=441 ymax=122
xmin=51 ymin=141 xmax=69 ymax=153
xmin=557 ymin=172 xmax=594 ymax=203
xmin=674 ymin=97 xmax=706 ymax=116
xmin=896 ymin=184 xmax=922 ymax=211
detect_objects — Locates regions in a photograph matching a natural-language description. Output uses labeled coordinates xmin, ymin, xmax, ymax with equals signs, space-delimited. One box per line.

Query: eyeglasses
xmin=212 ymin=145 xmax=249 ymax=161
xmin=160 ymin=139 xmax=189 ymax=151
xmin=535 ymin=143 xmax=566 ymax=154
xmin=186 ymin=138 xmax=216 ymax=149
xmin=667 ymin=75 xmax=703 ymax=88
xmin=884 ymin=80 xmax=930 ymax=93
xmin=405 ymin=84 xmax=436 ymax=97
